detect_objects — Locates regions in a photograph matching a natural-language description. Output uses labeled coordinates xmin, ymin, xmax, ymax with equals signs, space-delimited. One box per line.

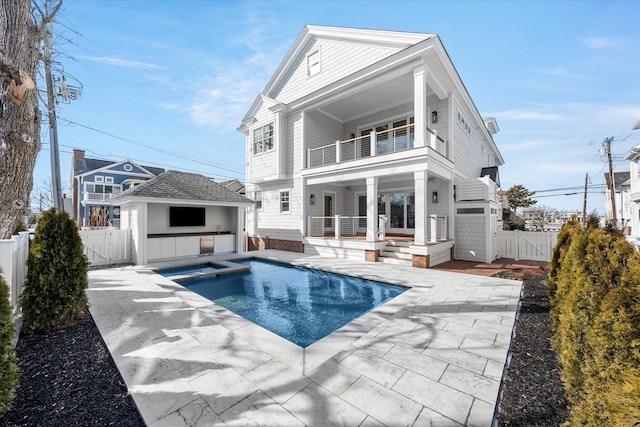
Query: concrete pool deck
xmin=88 ymin=250 xmax=524 ymax=426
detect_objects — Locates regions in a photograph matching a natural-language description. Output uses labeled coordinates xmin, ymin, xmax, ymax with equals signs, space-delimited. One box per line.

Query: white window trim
xmin=94 ymin=176 xmax=104 ymax=183
xmin=306 ymin=48 xmax=321 ymax=78
xmin=105 ymin=176 xmax=114 ymax=184
xmin=279 ymin=190 xmax=291 ymax=214
xmin=254 ymin=190 xmax=263 ymax=211
xmin=252 ymin=122 xmax=275 ymax=156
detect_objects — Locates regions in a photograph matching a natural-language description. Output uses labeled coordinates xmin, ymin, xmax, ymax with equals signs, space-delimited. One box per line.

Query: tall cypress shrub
xmin=20 ymin=208 xmax=88 ymax=334
xmin=0 ymin=270 xmax=19 ymax=415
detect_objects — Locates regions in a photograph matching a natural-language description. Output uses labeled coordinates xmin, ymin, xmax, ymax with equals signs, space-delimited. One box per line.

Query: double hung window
xmin=253 ymin=123 xmax=274 ymax=154
xmin=280 ymin=191 xmax=290 ymax=213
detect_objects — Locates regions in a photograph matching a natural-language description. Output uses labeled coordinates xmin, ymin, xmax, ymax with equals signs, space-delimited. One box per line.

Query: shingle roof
xmin=604 ymin=171 xmax=631 ymax=188
xmin=73 ymin=157 xmax=165 ymax=177
xmin=112 ymin=171 xmax=253 ymax=205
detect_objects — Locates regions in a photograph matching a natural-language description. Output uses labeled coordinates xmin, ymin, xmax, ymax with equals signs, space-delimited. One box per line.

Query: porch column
xmin=414 ymin=170 xmax=429 ymax=245
xmin=366 ymin=176 xmax=378 ymax=242
xmin=236 ymin=206 xmax=245 ymax=253
xmin=413 ymin=64 xmax=428 ymax=148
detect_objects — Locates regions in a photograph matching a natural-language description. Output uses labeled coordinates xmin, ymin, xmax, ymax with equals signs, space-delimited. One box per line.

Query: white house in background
xmin=111 ymin=171 xmax=253 ymax=265
xmin=625 ymin=144 xmax=640 ymax=237
xmin=238 ymin=25 xmax=504 ymax=267
xmin=602 ymin=171 xmax=633 ymax=232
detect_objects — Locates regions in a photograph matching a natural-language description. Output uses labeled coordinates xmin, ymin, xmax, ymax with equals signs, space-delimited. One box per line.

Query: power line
xmin=58 ymin=118 xmax=245 ymax=176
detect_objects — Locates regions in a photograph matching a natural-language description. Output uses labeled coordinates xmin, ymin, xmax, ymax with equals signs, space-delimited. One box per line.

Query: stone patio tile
xmin=425 ymin=328 xmax=465 ymax=350
xmin=467 ymin=398 xmax=496 ymax=427
xmin=341 ymin=349 xmax=406 ymax=387
xmin=384 ymin=345 xmax=448 ymax=381
xmin=129 ymin=376 xmax=198 ymax=425
xmin=149 ymin=397 xmax=223 ymax=427
xmin=283 ymin=383 xmax=367 ymax=426
xmin=351 ymin=333 xmax=395 ymax=358
xmin=210 ymin=339 xmax=273 ymax=375
xmin=442 ymin=321 xmax=497 ymax=346
xmin=483 ymin=358 xmax=506 ymax=381
xmin=359 ymin=416 xmax=386 ymax=427
xmin=472 ymin=317 xmax=515 ymax=336
xmin=494 ymin=333 xmax=514 ymax=349
xmin=244 ymin=359 xmax=311 ymax=404
xmin=422 ymin=347 xmax=488 ymax=375
xmin=439 ymin=364 xmax=501 ymax=404
xmin=306 ymin=358 xmax=361 ymax=396
xmin=188 ymin=367 xmax=257 ymax=414
xmin=459 ymin=336 xmax=508 ymax=362
xmin=412 ymin=407 xmax=463 ymax=426
xmin=159 ymin=307 xmax=218 ymax=329
xmin=168 ymin=345 xmax=230 ymax=381
xmin=148 ymin=329 xmax=203 ymax=358
xmin=183 ymin=324 xmax=236 ymax=348
xmin=392 ymin=370 xmax=474 ymax=425
xmin=341 ymin=376 xmax=422 ymax=427
xmin=219 ymin=390 xmax=305 ymax=427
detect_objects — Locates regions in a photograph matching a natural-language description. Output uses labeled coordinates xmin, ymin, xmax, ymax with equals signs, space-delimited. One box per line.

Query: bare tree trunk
xmin=0 ymin=0 xmax=60 ymax=239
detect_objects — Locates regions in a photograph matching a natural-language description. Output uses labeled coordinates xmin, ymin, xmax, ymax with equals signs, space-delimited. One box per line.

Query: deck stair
xmin=379 ymin=240 xmax=413 ymax=265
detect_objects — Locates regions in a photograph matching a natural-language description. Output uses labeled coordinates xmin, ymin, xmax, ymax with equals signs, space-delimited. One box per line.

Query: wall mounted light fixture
xmin=431 ymin=111 xmax=438 ymax=124
xmin=310 ymin=194 xmax=315 ymax=205
xmin=432 ymin=191 xmax=438 ymax=203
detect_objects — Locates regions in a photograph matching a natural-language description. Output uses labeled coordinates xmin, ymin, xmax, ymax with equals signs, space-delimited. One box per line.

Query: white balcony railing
xmin=83 ymin=192 xmax=119 ymax=202
xmin=307 ymin=124 xmax=447 ymax=168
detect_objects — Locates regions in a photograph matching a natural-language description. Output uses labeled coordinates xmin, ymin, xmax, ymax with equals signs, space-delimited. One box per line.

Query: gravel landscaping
xmin=1 ymin=267 xmax=568 ymax=426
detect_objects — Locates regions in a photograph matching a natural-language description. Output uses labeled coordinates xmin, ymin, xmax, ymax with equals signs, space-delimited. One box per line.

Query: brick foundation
xmin=412 ymin=254 xmax=430 ymax=269
xmin=246 ymin=237 xmax=304 ymax=253
xmin=364 ymin=249 xmax=380 ymax=262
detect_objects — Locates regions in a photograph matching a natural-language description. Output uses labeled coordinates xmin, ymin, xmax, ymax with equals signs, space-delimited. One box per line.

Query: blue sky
xmin=35 ymin=0 xmax=639 ymax=214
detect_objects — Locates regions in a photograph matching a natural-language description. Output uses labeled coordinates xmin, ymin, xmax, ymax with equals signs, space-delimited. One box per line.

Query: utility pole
xmin=582 ymin=172 xmax=588 ymax=227
xmin=43 ymin=22 xmax=63 ymax=211
xmin=604 ymin=137 xmax=616 ymax=227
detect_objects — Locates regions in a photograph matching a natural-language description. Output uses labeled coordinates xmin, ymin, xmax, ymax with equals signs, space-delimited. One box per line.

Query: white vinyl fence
xmin=497 ymin=229 xmax=559 ymax=262
xmin=80 ymin=228 xmax=131 ymax=267
xmin=0 ymin=231 xmax=29 ymax=315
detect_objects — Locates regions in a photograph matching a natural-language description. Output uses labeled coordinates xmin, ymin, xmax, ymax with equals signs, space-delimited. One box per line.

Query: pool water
xmin=156 ymin=263 xmax=220 ymax=277
xmin=177 ymin=259 xmax=407 ymax=347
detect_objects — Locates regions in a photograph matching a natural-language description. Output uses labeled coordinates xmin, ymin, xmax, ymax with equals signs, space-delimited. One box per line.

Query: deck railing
xmin=83 ymin=192 xmax=119 ymax=202
xmin=307 ymin=124 xmax=446 ymax=168
xmin=307 ymin=215 xmax=389 ymax=239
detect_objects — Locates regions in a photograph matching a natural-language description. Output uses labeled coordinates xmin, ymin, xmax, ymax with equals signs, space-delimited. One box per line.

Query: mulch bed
xmin=0 ymin=267 xmax=568 ymax=426
xmin=496 ymin=267 xmax=569 ymax=426
xmin=0 ymin=313 xmax=144 ymax=427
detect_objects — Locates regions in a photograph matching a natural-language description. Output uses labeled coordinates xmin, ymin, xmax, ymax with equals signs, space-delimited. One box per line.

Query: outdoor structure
xmin=111 ymin=170 xmax=253 ymax=265
xmin=71 ymin=149 xmax=164 ymax=228
xmin=602 ymin=171 xmax=633 ymax=233
xmin=238 ymin=25 xmax=504 ymax=267
xmin=625 ymin=144 xmax=640 ymax=237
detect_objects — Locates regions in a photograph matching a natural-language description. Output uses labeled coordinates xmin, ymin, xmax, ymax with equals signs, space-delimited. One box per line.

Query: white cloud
xmin=81 ymin=55 xmax=163 ymax=70
xmin=582 ymin=37 xmax=617 ymax=49
xmin=493 ymin=109 xmax=565 ymax=121
xmin=499 ymin=139 xmax=557 ymax=153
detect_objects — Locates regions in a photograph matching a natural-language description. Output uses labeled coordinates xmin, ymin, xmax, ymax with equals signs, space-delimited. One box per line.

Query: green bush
xmin=549 ymin=222 xmax=640 ymax=425
xmin=0 ymin=269 xmax=19 ymax=415
xmin=20 ymin=208 xmax=88 ymax=334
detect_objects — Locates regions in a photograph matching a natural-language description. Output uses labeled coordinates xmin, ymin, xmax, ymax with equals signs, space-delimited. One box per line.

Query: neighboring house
xmin=111 ymin=170 xmax=254 ymax=265
xmin=238 ymin=25 xmax=504 ymax=267
xmin=71 ymin=149 xmax=164 ymax=228
xmin=522 ymin=209 xmax=544 ymax=231
xmin=219 ymin=179 xmax=246 ymax=195
xmin=625 ymin=144 xmax=640 ymax=237
xmin=602 ymin=171 xmax=632 ymax=231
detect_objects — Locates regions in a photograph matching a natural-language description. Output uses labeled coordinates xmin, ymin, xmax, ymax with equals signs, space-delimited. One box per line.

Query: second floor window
xmin=85 ymin=183 xmax=122 ymax=194
xmin=253 ymin=123 xmax=274 ymax=154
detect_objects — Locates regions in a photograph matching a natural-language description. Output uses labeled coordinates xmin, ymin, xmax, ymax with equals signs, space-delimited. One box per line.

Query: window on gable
xmin=307 ymin=49 xmax=321 ymax=77
xmin=280 ymin=191 xmax=290 ymax=213
xmin=95 ymin=176 xmax=104 ymax=183
xmin=105 ymin=176 xmax=114 ymax=184
xmin=253 ymin=123 xmax=274 ymax=154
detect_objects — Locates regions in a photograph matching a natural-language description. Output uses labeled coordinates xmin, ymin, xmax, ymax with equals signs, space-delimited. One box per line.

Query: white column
xmin=413 ymin=64 xmax=428 ymax=148
xmin=335 ymin=140 xmax=341 ymax=164
xmin=335 ymin=215 xmax=340 ymax=239
xmin=414 ymin=170 xmax=429 ymax=245
xmin=366 ymin=176 xmax=378 ymax=242
xmin=236 ymin=206 xmax=245 ymax=253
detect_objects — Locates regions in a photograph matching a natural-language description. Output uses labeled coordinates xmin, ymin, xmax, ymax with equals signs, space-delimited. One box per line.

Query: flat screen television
xmin=169 ymin=206 xmax=205 ymax=227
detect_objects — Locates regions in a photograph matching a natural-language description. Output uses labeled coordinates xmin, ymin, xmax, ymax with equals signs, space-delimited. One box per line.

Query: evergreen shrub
xmin=549 ymin=221 xmax=640 ymax=425
xmin=20 ymin=208 xmax=88 ymax=334
xmin=0 ymin=269 xmax=19 ymax=415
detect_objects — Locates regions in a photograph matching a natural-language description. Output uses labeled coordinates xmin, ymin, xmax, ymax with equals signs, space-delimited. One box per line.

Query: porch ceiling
xmin=317 ymin=72 xmax=414 ymax=122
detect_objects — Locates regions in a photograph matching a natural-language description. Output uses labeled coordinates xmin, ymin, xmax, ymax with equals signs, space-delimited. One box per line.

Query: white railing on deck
xmin=83 ymin=192 xmax=119 ymax=202
xmin=307 ymin=123 xmax=447 ymax=168
xmin=308 ymin=215 xmax=388 ymax=239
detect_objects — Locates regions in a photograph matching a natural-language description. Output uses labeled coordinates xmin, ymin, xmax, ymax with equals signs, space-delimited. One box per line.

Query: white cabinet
xmin=147 ymin=234 xmax=235 ymax=261
xmin=214 ymin=234 xmax=235 ymax=253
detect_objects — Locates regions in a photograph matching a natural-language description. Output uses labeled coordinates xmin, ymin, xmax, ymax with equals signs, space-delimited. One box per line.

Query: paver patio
xmin=87 ymin=250 xmax=523 ymax=426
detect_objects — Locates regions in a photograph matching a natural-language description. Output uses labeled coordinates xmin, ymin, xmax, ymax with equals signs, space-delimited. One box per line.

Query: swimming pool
xmin=175 ymin=259 xmax=407 ymax=347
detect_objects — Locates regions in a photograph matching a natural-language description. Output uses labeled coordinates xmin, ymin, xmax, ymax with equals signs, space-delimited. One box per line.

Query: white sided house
xmin=239 ymin=25 xmax=504 ymax=267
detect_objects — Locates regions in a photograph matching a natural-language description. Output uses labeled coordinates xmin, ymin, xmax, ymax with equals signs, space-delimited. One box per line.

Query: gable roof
xmin=73 ymin=157 xmax=164 ymax=178
xmin=241 ymin=25 xmax=434 ymax=124
xmin=603 ymin=171 xmax=631 ymax=190
xmin=111 ymin=171 xmax=253 ymax=205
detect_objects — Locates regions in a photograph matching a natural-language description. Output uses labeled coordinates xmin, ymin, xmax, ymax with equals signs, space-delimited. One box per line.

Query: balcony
xmin=307 ymin=124 xmax=446 ymax=169
xmin=83 ymin=192 xmax=119 ymax=203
